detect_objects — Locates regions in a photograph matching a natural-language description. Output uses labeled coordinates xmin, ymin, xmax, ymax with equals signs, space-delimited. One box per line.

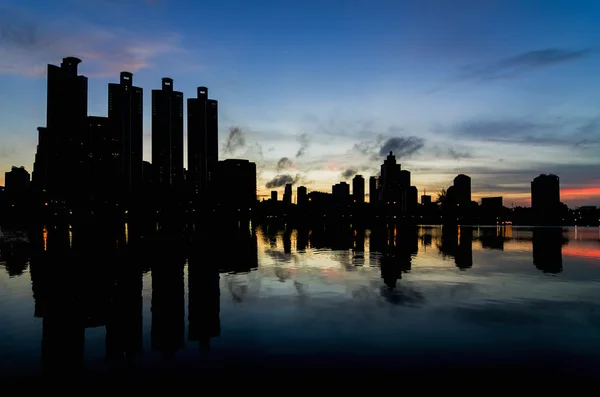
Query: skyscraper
xmin=152 ymin=78 xmax=184 ymax=190
xmin=283 ymin=183 xmax=292 ymax=205
xmin=213 ymin=159 xmax=257 ymax=213
xmin=36 ymin=57 xmax=88 ymax=204
xmin=108 ymin=72 xmax=143 ymax=195
xmin=369 ymin=176 xmax=378 ymax=205
xmin=187 ymin=87 xmax=219 ymax=198
xmin=352 ymin=175 xmax=365 ymax=203
xmin=297 ymin=186 xmax=308 ymax=207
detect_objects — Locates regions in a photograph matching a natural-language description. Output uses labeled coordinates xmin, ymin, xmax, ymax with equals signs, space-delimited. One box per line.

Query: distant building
xmin=187 ymin=86 xmax=218 ymax=198
xmin=213 ymin=159 xmax=256 ymax=213
xmin=531 ymin=174 xmax=560 ymax=211
xmin=108 ymin=71 xmax=143 ymax=194
xmin=453 ymin=174 xmax=471 ymax=206
xmin=87 ymin=116 xmax=111 ymax=202
xmin=5 ymin=166 xmax=30 ymax=193
xmin=421 ymin=195 xmax=432 ymax=205
xmin=297 ymin=186 xmax=308 ymax=207
xmin=369 ymin=176 xmax=379 ymax=204
xmin=152 ymin=78 xmax=184 ymax=190
xmin=399 ymin=170 xmax=411 ymax=188
xmin=481 ymin=196 xmax=503 ymax=210
xmin=352 ymin=175 xmax=365 ymax=204
xmin=271 ymin=190 xmax=278 ymax=201
xmin=142 ymin=161 xmax=153 ymax=186
xmin=283 ymin=183 xmax=292 ymax=205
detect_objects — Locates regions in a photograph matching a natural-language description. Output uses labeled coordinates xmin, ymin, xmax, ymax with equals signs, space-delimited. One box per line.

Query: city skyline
xmin=1 ymin=0 xmax=599 ymax=206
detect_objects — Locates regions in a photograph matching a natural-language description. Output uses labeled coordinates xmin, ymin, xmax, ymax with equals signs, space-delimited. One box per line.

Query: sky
xmin=0 ymin=0 xmax=599 ymax=207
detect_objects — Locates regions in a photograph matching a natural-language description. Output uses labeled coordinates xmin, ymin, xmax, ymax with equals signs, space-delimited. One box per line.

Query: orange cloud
xmin=561 ymin=187 xmax=600 ymax=200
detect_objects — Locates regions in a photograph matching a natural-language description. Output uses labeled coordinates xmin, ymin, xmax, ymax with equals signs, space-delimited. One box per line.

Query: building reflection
xmin=439 ymin=226 xmax=473 ymax=270
xmin=188 ymin=231 xmax=221 ymax=351
xmin=0 ymin=239 xmax=30 ymax=277
xmin=479 ymin=227 xmax=504 ymax=251
xmin=150 ymin=239 xmax=185 ymax=357
xmin=370 ymin=225 xmax=418 ymax=289
xmin=532 ymin=228 xmax=565 ymax=274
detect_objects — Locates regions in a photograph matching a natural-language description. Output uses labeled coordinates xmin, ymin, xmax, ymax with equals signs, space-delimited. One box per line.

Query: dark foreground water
xmin=1 ymin=223 xmax=599 ymax=389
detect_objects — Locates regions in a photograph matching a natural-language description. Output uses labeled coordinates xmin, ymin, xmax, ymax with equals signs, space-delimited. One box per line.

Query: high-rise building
xmin=271 ymin=191 xmax=278 ymax=201
xmin=35 ymin=57 xmax=88 ymax=203
xmin=369 ymin=176 xmax=378 ymax=204
xmin=421 ymin=195 xmax=432 ymax=205
xmin=297 ymin=186 xmax=308 ymax=207
xmin=332 ymin=182 xmax=350 ymax=206
xmin=531 ymin=174 xmax=560 ymax=211
xmin=453 ymin=174 xmax=471 ymax=206
xmin=32 ymin=127 xmax=49 ymax=194
xmin=399 ymin=170 xmax=411 ymax=188
xmin=379 ymin=151 xmax=401 ymax=204
xmin=283 ymin=183 xmax=292 ymax=205
xmin=152 ymin=78 xmax=184 ymax=190
xmin=108 ymin=72 xmax=143 ymax=195
xmin=87 ymin=116 xmax=111 ymax=203
xmin=187 ymin=87 xmax=218 ymax=198
xmin=352 ymin=175 xmax=365 ymax=204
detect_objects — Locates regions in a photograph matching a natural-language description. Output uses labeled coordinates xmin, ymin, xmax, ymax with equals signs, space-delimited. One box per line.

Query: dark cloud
xmin=276 ymin=157 xmax=292 ymax=172
xmin=458 ymin=48 xmax=592 ymax=81
xmin=296 ymin=133 xmax=310 ymax=157
xmin=223 ymin=127 xmax=246 ymax=154
xmin=378 ymin=137 xmax=425 ymax=158
xmin=447 ymin=148 xmax=473 ymax=160
xmin=453 ymin=118 xmax=600 ymax=148
xmin=265 ymin=174 xmax=300 ymax=189
xmin=341 ymin=168 xmax=358 ymax=180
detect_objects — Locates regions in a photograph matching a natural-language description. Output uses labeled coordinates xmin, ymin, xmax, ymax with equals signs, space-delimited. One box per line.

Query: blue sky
xmin=1 ymin=0 xmax=599 ymax=206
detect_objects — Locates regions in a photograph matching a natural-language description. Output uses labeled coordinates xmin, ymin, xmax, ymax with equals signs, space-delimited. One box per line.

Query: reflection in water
xmin=2 ymin=222 xmax=600 ymax=383
xmin=532 ymin=228 xmax=565 ymax=274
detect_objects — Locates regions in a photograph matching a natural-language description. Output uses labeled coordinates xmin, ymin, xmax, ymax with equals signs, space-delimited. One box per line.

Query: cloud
xmin=458 ymin=48 xmax=592 ymax=81
xmin=378 ymin=137 xmax=425 ymax=158
xmin=447 ymin=147 xmax=474 ymax=160
xmin=276 ymin=157 xmax=293 ymax=172
xmin=0 ymin=6 xmax=186 ymax=77
xmin=222 ymin=127 xmax=246 ymax=155
xmin=452 ymin=118 xmax=600 ymax=148
xmin=341 ymin=168 xmax=358 ymax=180
xmin=296 ymin=133 xmax=310 ymax=157
xmin=265 ymin=174 xmax=300 ymax=189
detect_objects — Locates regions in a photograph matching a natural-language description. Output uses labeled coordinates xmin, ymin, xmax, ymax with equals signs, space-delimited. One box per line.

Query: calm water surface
xmin=1 ymin=224 xmax=599 ymax=385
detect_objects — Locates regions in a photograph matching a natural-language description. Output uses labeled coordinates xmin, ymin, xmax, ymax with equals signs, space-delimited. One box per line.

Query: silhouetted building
xmin=142 ymin=161 xmax=153 ymax=186
xmin=379 ymin=151 xmax=401 ymax=205
xmin=531 ymin=174 xmax=560 ymax=212
xmin=332 ymin=182 xmax=350 ymax=206
xmin=283 ymin=183 xmax=292 ymax=205
xmin=88 ymin=116 xmax=112 ymax=204
xmin=33 ymin=57 xmax=88 ymax=206
xmin=213 ymin=159 xmax=257 ymax=214
xmin=152 ymin=78 xmax=184 ymax=190
xmin=5 ymin=166 xmax=30 ymax=193
xmin=453 ymin=174 xmax=471 ymax=206
xmin=481 ymin=196 xmax=503 ymax=210
xmin=421 ymin=195 xmax=431 ymax=205
xmin=352 ymin=175 xmax=365 ymax=204
xmin=369 ymin=176 xmax=379 ymax=204
xmin=297 ymin=185 xmax=308 ymax=207
xmin=399 ymin=170 xmax=410 ymax=188
xmin=108 ymin=72 xmax=143 ymax=197
xmin=187 ymin=86 xmax=218 ymax=199
xmin=271 ymin=190 xmax=278 ymax=201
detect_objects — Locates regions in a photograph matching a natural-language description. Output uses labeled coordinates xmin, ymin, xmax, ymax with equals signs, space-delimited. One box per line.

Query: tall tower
xmin=41 ymin=56 xmax=88 ymax=203
xmin=187 ymin=86 xmax=219 ymax=198
xmin=152 ymin=78 xmax=184 ymax=190
xmin=352 ymin=175 xmax=365 ymax=204
xmin=108 ymin=72 xmax=143 ymax=195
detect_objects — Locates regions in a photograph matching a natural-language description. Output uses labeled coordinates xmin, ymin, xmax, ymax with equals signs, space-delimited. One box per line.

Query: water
xmin=1 ymin=223 xmax=600 ymax=387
